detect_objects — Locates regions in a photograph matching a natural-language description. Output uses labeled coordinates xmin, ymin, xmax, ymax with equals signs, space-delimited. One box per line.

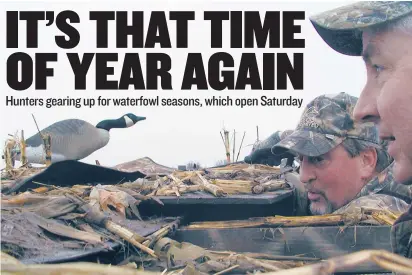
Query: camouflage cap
xmin=271 ymin=92 xmax=380 ymax=157
xmin=310 ymin=1 xmax=412 ymax=56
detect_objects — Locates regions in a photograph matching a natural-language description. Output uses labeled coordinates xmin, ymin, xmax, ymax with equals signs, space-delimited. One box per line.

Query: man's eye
xmin=373 ymin=64 xmax=384 ymax=73
xmin=309 ymin=156 xmax=324 ymax=164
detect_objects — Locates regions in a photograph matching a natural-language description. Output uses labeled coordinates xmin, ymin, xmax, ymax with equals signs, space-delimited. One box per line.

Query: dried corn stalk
xmin=158 ymin=239 xmax=308 ymax=274
xmin=187 ymin=218 xmax=265 ymax=229
xmin=211 ymin=179 xmax=254 ymax=194
xmin=193 ymin=171 xmax=226 ymax=197
xmin=0 ymin=251 xmax=160 ymax=275
xmin=371 ymin=212 xmax=398 ymax=226
xmin=172 ymin=171 xmax=202 ymax=179
xmin=120 ymin=163 xmax=287 ymax=197
xmin=207 ymin=251 xmax=319 ymax=262
xmin=66 ymin=193 xmax=157 ymax=258
xmin=43 ymin=133 xmax=52 ymax=166
xmin=104 ymin=220 xmax=157 ymax=258
xmin=142 ymin=219 xmax=180 ymax=247
xmin=262 ymin=250 xmax=412 ymax=275
xmin=31 ymin=187 xmax=50 ymax=193
xmin=20 ymin=130 xmax=27 ymax=166
xmin=155 ymin=185 xmax=203 ymax=196
xmin=210 ymin=164 xmax=280 ymax=174
xmin=2 ymin=192 xmax=62 ymax=206
xmin=264 ymin=214 xmax=351 ymax=227
xmin=369 ymin=209 xmax=401 ymax=226
xmin=186 ymin=210 xmax=397 ymax=229
xmin=3 ymin=138 xmax=17 ymax=171
xmin=252 ymin=180 xmax=290 ymax=194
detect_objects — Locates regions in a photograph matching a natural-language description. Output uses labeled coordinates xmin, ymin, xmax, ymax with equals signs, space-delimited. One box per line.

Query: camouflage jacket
xmin=333 ymin=163 xmax=412 ymax=258
xmin=334 ymin=163 xmax=410 ymax=216
xmin=392 ymin=204 xmax=412 ymax=258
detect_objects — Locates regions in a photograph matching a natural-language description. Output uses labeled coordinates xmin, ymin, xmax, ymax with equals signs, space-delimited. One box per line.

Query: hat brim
xmin=271 ymin=130 xmax=345 ymax=157
xmin=309 ymin=1 xmax=412 ymax=56
xmin=309 ymin=23 xmax=363 ymax=56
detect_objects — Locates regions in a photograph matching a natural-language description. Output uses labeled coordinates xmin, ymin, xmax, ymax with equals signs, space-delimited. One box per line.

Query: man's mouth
xmin=380 ymin=135 xmax=395 ymax=142
xmin=307 ymin=191 xmax=322 ymax=201
xmin=378 ymin=125 xmax=395 ymax=143
xmin=380 ymin=134 xmax=396 ymax=157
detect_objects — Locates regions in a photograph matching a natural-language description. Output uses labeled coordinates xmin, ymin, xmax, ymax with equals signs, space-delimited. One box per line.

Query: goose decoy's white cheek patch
xmin=124 ymin=116 xmax=134 ymax=127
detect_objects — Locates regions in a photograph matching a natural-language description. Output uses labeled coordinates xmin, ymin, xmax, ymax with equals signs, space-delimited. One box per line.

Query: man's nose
xmin=353 ymin=87 xmax=380 ymax=123
xmin=299 ymin=158 xmax=316 ymax=184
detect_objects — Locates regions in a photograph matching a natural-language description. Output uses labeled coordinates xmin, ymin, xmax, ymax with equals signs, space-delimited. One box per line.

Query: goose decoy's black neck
xmin=96 ymin=113 xmax=146 ymax=131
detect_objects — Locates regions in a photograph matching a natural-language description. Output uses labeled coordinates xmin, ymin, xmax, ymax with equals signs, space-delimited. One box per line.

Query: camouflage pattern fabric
xmin=392 ymin=205 xmax=412 ymax=258
xmin=334 ymin=163 xmax=410 ymax=218
xmin=387 ymin=173 xmax=412 ymax=258
xmin=272 ymin=92 xmax=380 ymax=157
xmin=309 ymin=1 xmax=412 ymax=56
xmin=355 ymin=163 xmax=412 ymax=204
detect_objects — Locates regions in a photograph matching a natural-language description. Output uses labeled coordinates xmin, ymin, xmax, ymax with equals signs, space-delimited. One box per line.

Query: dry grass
xmin=139 ymin=163 xmax=288 ymax=197
xmin=186 ymin=210 xmax=400 ymax=230
xmin=1 ymin=253 xmax=159 ymax=275
xmin=262 ymin=250 xmax=412 ymax=275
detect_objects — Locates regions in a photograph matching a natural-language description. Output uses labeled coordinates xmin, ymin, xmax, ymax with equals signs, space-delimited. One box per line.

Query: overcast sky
xmin=0 ymin=0 xmax=365 ymax=169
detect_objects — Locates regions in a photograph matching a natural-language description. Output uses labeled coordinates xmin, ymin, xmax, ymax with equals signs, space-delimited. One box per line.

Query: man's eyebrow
xmin=362 ymin=43 xmax=377 ymax=63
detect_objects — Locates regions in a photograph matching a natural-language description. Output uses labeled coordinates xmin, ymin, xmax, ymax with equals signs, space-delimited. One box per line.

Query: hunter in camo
xmin=309 ymin=1 xmax=412 ymax=259
xmin=272 ymin=93 xmax=409 ymax=221
xmin=272 ymin=92 xmax=380 ymax=158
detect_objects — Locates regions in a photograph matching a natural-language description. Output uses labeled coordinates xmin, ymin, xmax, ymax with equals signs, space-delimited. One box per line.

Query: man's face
xmin=299 ymin=145 xmax=366 ymax=215
xmin=353 ymin=28 xmax=412 ymax=183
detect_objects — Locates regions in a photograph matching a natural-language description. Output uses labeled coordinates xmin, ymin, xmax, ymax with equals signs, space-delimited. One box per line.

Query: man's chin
xmin=393 ymin=160 xmax=412 ymax=184
xmin=309 ymin=201 xmax=333 ymax=215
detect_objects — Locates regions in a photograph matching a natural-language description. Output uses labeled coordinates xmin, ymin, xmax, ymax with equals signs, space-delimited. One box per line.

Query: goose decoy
xmin=14 ymin=113 xmax=146 ymax=164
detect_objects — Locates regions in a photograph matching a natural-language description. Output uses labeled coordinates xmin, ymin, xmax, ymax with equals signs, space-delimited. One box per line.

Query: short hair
xmin=341 ymin=139 xmax=393 ymax=173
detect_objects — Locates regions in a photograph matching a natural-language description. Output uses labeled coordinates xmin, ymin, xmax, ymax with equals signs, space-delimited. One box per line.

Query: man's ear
xmin=360 ymin=148 xmax=378 ymax=177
